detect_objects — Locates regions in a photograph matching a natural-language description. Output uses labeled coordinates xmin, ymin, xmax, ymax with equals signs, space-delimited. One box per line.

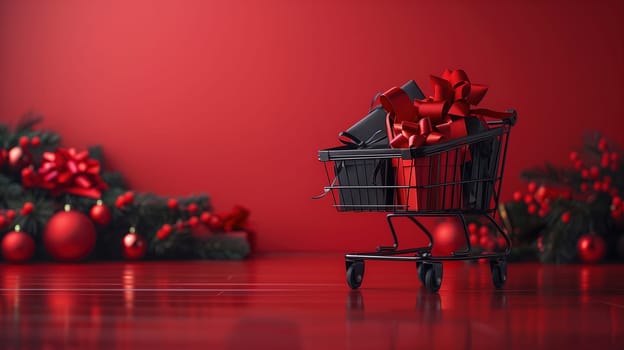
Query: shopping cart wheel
xmin=416 ymin=262 xmax=427 ymax=285
xmin=490 ymin=259 xmax=507 ymax=289
xmin=423 ymin=262 xmax=443 ymax=293
xmin=346 ymin=260 xmax=365 ymax=289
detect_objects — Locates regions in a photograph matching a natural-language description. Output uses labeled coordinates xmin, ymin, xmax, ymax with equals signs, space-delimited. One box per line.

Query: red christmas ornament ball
xmin=187 ymin=203 xmax=198 ymax=214
xmin=432 ymin=220 xmax=464 ymax=255
xmin=1 ymin=229 xmax=35 ymax=263
xmin=122 ymin=232 xmax=147 ymax=260
xmin=561 ymin=212 xmax=571 ymax=224
xmin=200 ymin=212 xmax=212 ymax=225
xmin=0 ymin=215 xmax=7 ymax=229
xmin=30 ymin=136 xmax=41 ymax=147
xmin=18 ymin=136 xmax=30 ymax=148
xmin=512 ymin=191 xmax=523 ymax=202
xmin=90 ymin=201 xmax=112 ymax=225
xmin=6 ymin=210 xmax=16 ymax=221
xmin=44 ymin=208 xmax=97 ymax=261
xmin=21 ymin=202 xmax=35 ymax=216
xmin=577 ymin=233 xmax=606 ymax=264
xmin=188 ymin=216 xmax=199 ymax=228
xmin=479 ymin=235 xmax=496 ymax=251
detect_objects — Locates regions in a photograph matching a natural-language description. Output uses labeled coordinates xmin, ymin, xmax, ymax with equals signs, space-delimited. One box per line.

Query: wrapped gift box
xmin=335 ymin=157 xmax=395 ymax=211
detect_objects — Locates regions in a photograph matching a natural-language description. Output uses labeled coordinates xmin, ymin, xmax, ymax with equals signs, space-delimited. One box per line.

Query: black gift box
xmin=341 ymin=80 xmax=425 ymax=149
xmin=462 ymin=118 xmax=501 ymax=210
xmin=335 ymin=157 xmax=395 ymax=211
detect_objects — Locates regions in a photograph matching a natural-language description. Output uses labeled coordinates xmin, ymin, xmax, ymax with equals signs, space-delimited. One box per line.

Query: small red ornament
xmin=187 ymin=203 xmax=198 ymax=214
xmin=90 ymin=200 xmax=112 ymax=225
xmin=513 ymin=191 xmax=522 ymax=202
xmin=527 ymin=182 xmax=537 ymax=194
xmin=122 ymin=229 xmax=147 ymax=260
xmin=496 ymin=236 xmax=507 ymax=249
xmin=577 ymin=233 xmax=606 ymax=264
xmin=188 ymin=216 xmax=199 ymax=228
xmin=524 ymin=194 xmax=533 ymax=204
xmin=469 ymin=234 xmax=478 ymax=246
xmin=527 ymin=204 xmax=537 ymax=215
xmin=44 ymin=205 xmax=97 ymax=261
xmin=467 ymin=223 xmax=478 ymax=235
xmin=580 ymin=183 xmax=589 ymax=192
xmin=561 ymin=211 xmax=571 ymax=224
xmin=115 ymin=196 xmax=126 ymax=209
xmin=479 ymin=235 xmax=496 ymax=252
xmin=593 ymin=181 xmax=602 ymax=192
xmin=569 ymin=151 xmax=578 ymax=161
xmin=30 ymin=136 xmax=41 ymax=147
xmin=6 ymin=210 xmax=16 ymax=221
xmin=581 ymin=169 xmax=589 ymax=179
xmin=167 ymin=198 xmax=178 ymax=210
xmin=18 ymin=136 xmax=30 ymax=148
xmin=601 ymin=153 xmax=610 ymax=168
xmin=0 ymin=215 xmax=7 ymax=229
xmin=613 ymin=196 xmax=622 ymax=207
xmin=611 ymin=152 xmax=619 ymax=162
xmin=574 ymin=160 xmax=583 ymax=170
xmin=431 ymin=220 xmax=464 ymax=255
xmin=1 ymin=226 xmax=35 ymax=263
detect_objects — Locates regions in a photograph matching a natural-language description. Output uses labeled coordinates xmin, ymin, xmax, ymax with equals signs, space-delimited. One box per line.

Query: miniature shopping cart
xmin=318 ymin=112 xmax=517 ymax=292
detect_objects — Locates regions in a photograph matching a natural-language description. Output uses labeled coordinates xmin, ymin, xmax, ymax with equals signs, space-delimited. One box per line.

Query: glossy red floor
xmin=1 ymin=255 xmax=623 ymax=350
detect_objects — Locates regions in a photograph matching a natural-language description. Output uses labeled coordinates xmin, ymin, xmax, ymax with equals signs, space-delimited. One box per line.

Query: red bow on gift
xmin=21 ymin=148 xmax=108 ymax=198
xmin=380 ymin=69 xmax=513 ymax=148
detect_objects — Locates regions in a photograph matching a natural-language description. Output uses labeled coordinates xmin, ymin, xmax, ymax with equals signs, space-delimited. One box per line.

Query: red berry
xmin=19 ymin=136 xmax=29 ymax=148
xmin=580 ymin=183 xmax=589 ymax=192
xmin=598 ymin=138 xmax=608 ymax=152
xmin=593 ymin=181 xmax=602 ymax=192
xmin=161 ymin=224 xmax=173 ymax=235
xmin=497 ymin=236 xmax=507 ymax=249
xmin=6 ymin=210 xmax=15 ymax=220
xmin=569 ymin=151 xmax=578 ymax=161
xmin=187 ymin=203 xmax=198 ymax=214
xmin=535 ymin=186 xmax=547 ymax=202
xmin=123 ymin=191 xmax=134 ymax=204
xmin=603 ymin=176 xmax=612 ymax=186
xmin=610 ymin=152 xmax=619 ymax=162
xmin=200 ymin=212 xmax=212 ymax=225
xmin=30 ymin=136 xmax=41 ymax=147
xmin=527 ymin=182 xmax=537 ymax=193
xmin=20 ymin=202 xmax=34 ymax=215
xmin=561 ymin=212 xmax=571 ymax=224
xmin=574 ymin=160 xmax=583 ymax=170
xmin=188 ymin=216 xmax=199 ymax=227
xmin=538 ymin=208 xmax=547 ymax=217
xmin=167 ymin=198 xmax=178 ymax=210
xmin=469 ymin=234 xmax=478 ymax=246
xmin=513 ymin=191 xmax=523 ymax=202
xmin=479 ymin=236 xmax=496 ymax=251
xmin=581 ymin=169 xmax=589 ymax=179
xmin=527 ymin=204 xmax=537 ymax=215
xmin=613 ymin=196 xmax=622 ymax=206
xmin=601 ymin=182 xmax=610 ymax=192
xmin=0 ymin=215 xmax=6 ymax=228
xmin=589 ymin=166 xmax=600 ymax=180
xmin=601 ymin=153 xmax=610 ymax=168
xmin=478 ymin=225 xmax=490 ymax=237
xmin=115 ymin=196 xmax=126 ymax=209
xmin=524 ymin=194 xmax=533 ymax=204
xmin=156 ymin=229 xmax=169 ymax=240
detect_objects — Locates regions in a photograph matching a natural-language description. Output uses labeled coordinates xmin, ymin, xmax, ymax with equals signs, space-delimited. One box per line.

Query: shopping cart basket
xmin=318 ymin=112 xmax=517 ymax=292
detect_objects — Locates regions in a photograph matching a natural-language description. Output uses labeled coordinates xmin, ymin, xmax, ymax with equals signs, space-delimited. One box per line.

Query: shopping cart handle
xmin=486 ymin=109 xmax=517 ymax=126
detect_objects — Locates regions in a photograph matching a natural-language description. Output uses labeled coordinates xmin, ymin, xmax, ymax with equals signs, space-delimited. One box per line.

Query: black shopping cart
xmin=318 ymin=112 xmax=517 ymax=292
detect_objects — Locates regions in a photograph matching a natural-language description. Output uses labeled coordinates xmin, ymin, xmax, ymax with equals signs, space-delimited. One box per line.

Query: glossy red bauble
xmin=44 ymin=209 xmax=97 ymax=261
xmin=577 ymin=233 xmax=606 ymax=264
xmin=431 ymin=220 xmax=464 ymax=255
xmin=90 ymin=201 xmax=112 ymax=225
xmin=1 ymin=230 xmax=35 ymax=263
xmin=122 ymin=232 xmax=147 ymax=260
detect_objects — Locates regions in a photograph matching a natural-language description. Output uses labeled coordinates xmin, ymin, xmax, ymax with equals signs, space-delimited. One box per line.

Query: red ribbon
xmin=380 ymin=69 xmax=513 ymax=148
xmin=22 ymin=148 xmax=108 ymax=198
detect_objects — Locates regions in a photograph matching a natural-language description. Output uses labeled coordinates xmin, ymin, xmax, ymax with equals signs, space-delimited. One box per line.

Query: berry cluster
xmin=467 ymin=222 xmax=507 ymax=252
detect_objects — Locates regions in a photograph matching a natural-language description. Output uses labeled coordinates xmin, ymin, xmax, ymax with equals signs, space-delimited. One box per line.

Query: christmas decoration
xmin=90 ymin=200 xmax=112 ymax=225
xmin=577 ymin=234 xmax=606 ymax=264
xmin=44 ymin=205 xmax=97 ymax=261
xmin=122 ymin=228 xmax=147 ymax=260
xmin=0 ymin=113 xmax=252 ymax=262
xmin=501 ymin=132 xmax=623 ymax=263
xmin=431 ymin=220 xmax=464 ymax=255
xmin=1 ymin=226 xmax=35 ymax=263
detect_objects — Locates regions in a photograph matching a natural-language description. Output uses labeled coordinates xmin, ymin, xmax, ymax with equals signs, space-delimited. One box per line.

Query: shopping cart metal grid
xmin=317 ymin=112 xmax=517 ymax=292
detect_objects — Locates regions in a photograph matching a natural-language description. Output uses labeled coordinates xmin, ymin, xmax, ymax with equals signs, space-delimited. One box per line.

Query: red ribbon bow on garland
xmin=21 ymin=148 xmax=108 ymax=198
xmin=380 ymin=69 xmax=513 ymax=148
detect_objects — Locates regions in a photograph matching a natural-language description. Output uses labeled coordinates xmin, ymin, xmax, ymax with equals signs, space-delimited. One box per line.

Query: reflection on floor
xmin=0 ymin=255 xmax=623 ymax=349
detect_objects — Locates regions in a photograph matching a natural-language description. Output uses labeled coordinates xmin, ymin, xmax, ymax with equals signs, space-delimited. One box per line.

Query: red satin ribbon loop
xmin=381 ymin=69 xmax=512 ymax=149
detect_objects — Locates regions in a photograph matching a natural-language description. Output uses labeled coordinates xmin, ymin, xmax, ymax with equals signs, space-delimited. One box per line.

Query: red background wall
xmin=1 ymin=0 xmax=623 ymax=253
